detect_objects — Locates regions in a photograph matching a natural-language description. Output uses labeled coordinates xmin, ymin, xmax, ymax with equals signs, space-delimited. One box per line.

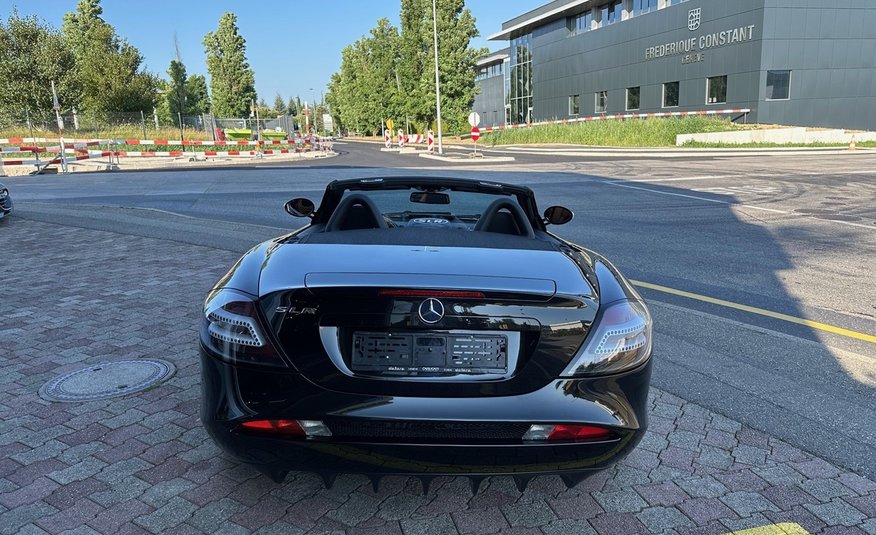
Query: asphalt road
xmin=4 ymin=140 xmax=875 ymax=479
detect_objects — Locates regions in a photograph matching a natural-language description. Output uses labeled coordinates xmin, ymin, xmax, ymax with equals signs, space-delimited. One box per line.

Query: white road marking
xmin=741 ymin=205 xmax=789 ymax=214
xmin=621 ymin=175 xmax=728 ymax=182
xmin=600 ymin=180 xmax=726 ymax=203
xmin=693 ymin=185 xmax=779 ymax=195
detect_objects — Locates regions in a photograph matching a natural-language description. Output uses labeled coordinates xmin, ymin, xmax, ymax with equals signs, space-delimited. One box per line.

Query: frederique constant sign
xmin=645 ymin=8 xmax=756 ymax=63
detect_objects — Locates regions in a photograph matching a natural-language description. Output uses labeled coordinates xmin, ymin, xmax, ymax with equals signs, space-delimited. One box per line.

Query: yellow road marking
xmin=631 ymin=280 xmax=876 ymax=344
xmin=724 ymin=522 xmax=810 ymax=535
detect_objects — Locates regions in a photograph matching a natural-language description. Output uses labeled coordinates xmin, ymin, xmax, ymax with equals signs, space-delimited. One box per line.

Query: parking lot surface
xmin=2 ymin=218 xmax=874 ymax=535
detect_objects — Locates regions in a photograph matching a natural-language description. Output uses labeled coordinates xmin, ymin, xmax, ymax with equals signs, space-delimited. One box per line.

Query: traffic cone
xmin=849 ymin=135 xmax=857 ymax=151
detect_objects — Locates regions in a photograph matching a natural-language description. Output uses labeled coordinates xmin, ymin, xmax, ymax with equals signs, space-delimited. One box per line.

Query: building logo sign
xmin=645 ymin=23 xmax=756 ymax=63
xmin=688 ymin=8 xmax=701 ymax=31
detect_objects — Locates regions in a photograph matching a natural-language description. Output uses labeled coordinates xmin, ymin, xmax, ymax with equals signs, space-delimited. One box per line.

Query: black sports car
xmin=0 ymin=182 xmax=12 ymax=220
xmin=200 ymin=177 xmax=652 ymax=491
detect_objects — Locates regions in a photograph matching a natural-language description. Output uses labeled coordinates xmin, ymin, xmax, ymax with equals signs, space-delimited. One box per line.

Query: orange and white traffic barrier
xmin=0 ymin=137 xmax=305 ymax=147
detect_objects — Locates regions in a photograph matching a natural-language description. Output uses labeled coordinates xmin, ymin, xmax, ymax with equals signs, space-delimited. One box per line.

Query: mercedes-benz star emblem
xmin=418 ymin=298 xmax=445 ymax=324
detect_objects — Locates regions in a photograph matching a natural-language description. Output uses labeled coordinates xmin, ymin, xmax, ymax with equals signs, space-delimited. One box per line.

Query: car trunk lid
xmin=258 ymin=243 xmax=596 ymax=397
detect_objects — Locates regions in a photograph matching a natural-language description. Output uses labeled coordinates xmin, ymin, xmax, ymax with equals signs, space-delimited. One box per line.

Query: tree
xmin=325 ymin=18 xmax=402 ymax=135
xmin=286 ymin=95 xmax=297 ymax=116
xmin=273 ymin=94 xmax=286 ymax=116
xmin=431 ymin=0 xmax=484 ymax=132
xmin=203 ymin=13 xmax=256 ymax=117
xmin=62 ymin=0 xmax=158 ymax=114
xmin=398 ymin=0 xmax=429 ymax=129
xmin=0 ymin=10 xmax=79 ymax=124
xmin=165 ymin=59 xmax=187 ymax=116
xmin=185 ymin=75 xmax=210 ymax=114
xmin=396 ymin=0 xmax=484 ymax=132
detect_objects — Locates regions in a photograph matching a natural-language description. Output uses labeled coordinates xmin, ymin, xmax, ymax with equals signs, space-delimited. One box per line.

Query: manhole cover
xmin=39 ymin=359 xmax=176 ymax=402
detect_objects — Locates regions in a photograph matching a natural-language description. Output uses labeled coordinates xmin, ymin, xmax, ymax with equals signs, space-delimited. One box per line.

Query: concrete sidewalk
xmin=1 ymin=216 xmax=874 ymax=535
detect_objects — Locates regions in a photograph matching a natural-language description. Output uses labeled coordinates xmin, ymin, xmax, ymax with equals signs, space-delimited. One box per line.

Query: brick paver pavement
xmin=1 ymin=218 xmax=874 ymax=535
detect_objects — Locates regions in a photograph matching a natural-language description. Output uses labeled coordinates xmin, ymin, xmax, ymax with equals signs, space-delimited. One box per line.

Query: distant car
xmin=0 ymin=183 xmax=12 ymax=220
xmin=199 ymin=177 xmax=652 ymax=492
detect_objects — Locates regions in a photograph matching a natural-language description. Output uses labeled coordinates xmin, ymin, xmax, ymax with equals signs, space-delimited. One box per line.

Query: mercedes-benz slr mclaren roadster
xmin=200 ymin=177 xmax=652 ymax=491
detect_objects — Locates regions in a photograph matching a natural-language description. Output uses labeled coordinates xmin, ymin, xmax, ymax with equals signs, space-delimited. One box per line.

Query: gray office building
xmin=473 ymin=0 xmax=876 ymax=130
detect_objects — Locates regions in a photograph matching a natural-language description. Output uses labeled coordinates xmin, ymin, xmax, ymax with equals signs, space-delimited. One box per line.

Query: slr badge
xmin=418 ymin=298 xmax=445 ymax=324
xmin=688 ymin=8 xmax=701 ymax=31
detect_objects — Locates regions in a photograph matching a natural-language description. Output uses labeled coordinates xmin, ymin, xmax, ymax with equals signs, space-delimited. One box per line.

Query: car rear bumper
xmin=200 ymin=346 xmax=651 ymax=479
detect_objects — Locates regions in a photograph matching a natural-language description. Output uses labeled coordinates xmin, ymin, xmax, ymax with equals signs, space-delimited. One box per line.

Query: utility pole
xmin=309 ymin=88 xmax=316 ymax=133
xmin=432 ymin=0 xmax=444 ymax=154
xmin=51 ymin=80 xmax=67 ymax=173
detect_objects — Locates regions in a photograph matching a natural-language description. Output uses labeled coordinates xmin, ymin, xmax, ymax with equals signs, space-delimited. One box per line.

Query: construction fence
xmin=0 ymin=110 xmax=320 ymax=143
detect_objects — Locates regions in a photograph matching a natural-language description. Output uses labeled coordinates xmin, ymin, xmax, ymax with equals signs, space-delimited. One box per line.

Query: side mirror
xmin=544 ymin=206 xmax=574 ymax=225
xmin=285 ymin=198 xmax=315 ymax=218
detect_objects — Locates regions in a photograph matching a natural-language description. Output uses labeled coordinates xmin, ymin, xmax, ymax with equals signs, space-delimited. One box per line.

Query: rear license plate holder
xmin=352 ymin=332 xmax=508 ymax=374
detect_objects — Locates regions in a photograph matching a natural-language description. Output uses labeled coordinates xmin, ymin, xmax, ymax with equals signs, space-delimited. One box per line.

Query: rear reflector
xmin=239 ymin=420 xmax=304 ymax=435
xmin=378 ymin=289 xmax=485 ymax=298
xmin=523 ymin=424 xmax=617 ymax=442
xmin=237 ymin=419 xmax=331 ymax=437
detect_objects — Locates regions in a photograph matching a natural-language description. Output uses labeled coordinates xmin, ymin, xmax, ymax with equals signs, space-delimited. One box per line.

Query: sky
xmin=1 ymin=0 xmax=546 ymax=106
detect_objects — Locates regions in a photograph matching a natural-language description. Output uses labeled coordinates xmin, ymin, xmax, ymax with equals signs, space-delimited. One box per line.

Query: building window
xmin=596 ymin=91 xmax=608 ymax=113
xmin=668 ymin=0 xmax=688 ymax=5
xmin=626 ymin=87 xmax=640 ymax=111
xmin=569 ymin=94 xmax=580 ymax=115
xmin=663 ymin=81 xmax=680 ymax=108
xmin=707 ymin=76 xmax=727 ymax=104
xmin=766 ymin=70 xmax=791 ymax=100
xmin=608 ymin=1 xmax=622 ymax=24
xmin=596 ymin=4 xmax=608 ymax=27
xmin=476 ymin=62 xmax=504 ymax=81
xmin=568 ymin=10 xmax=593 ymax=34
xmin=510 ymin=33 xmax=533 ymax=124
xmin=632 ymin=0 xmax=657 ymax=17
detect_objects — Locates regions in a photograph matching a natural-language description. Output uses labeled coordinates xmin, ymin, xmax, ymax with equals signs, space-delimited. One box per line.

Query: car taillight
xmin=237 ymin=419 xmax=331 ymax=437
xmin=202 ymin=288 xmax=287 ymax=367
xmin=523 ymin=424 xmax=617 ymax=442
xmin=560 ymin=300 xmax=652 ymax=377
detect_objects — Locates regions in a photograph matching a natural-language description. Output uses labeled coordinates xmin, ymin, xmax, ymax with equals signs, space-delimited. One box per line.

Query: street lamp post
xmin=432 ymin=0 xmax=443 ymax=155
xmin=309 ymin=88 xmax=317 ymax=133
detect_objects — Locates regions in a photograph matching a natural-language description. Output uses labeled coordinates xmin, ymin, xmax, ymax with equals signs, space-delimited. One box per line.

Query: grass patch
xmin=681 ymin=140 xmax=876 ymax=149
xmin=484 ymin=116 xmax=750 ymax=147
xmin=0 ymin=126 xmax=213 ymax=141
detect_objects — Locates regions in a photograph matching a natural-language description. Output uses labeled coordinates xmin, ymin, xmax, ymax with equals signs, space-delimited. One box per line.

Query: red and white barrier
xmin=427 ymin=130 xmax=434 ymax=153
xmin=1 ymin=159 xmax=46 ymax=166
xmin=481 ymin=108 xmax=752 ymax=133
xmin=0 ymin=137 xmax=309 ymax=147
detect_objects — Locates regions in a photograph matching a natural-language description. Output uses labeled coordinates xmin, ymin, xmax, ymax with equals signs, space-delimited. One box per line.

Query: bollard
xmin=428 ymin=130 xmax=434 ymax=153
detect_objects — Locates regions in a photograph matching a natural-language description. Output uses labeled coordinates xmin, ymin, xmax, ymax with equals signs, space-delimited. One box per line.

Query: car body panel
xmin=200 ymin=347 xmax=651 ymax=477
xmin=200 ymin=177 xmax=652 ymax=487
xmin=258 ymin=243 xmax=594 ymax=298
